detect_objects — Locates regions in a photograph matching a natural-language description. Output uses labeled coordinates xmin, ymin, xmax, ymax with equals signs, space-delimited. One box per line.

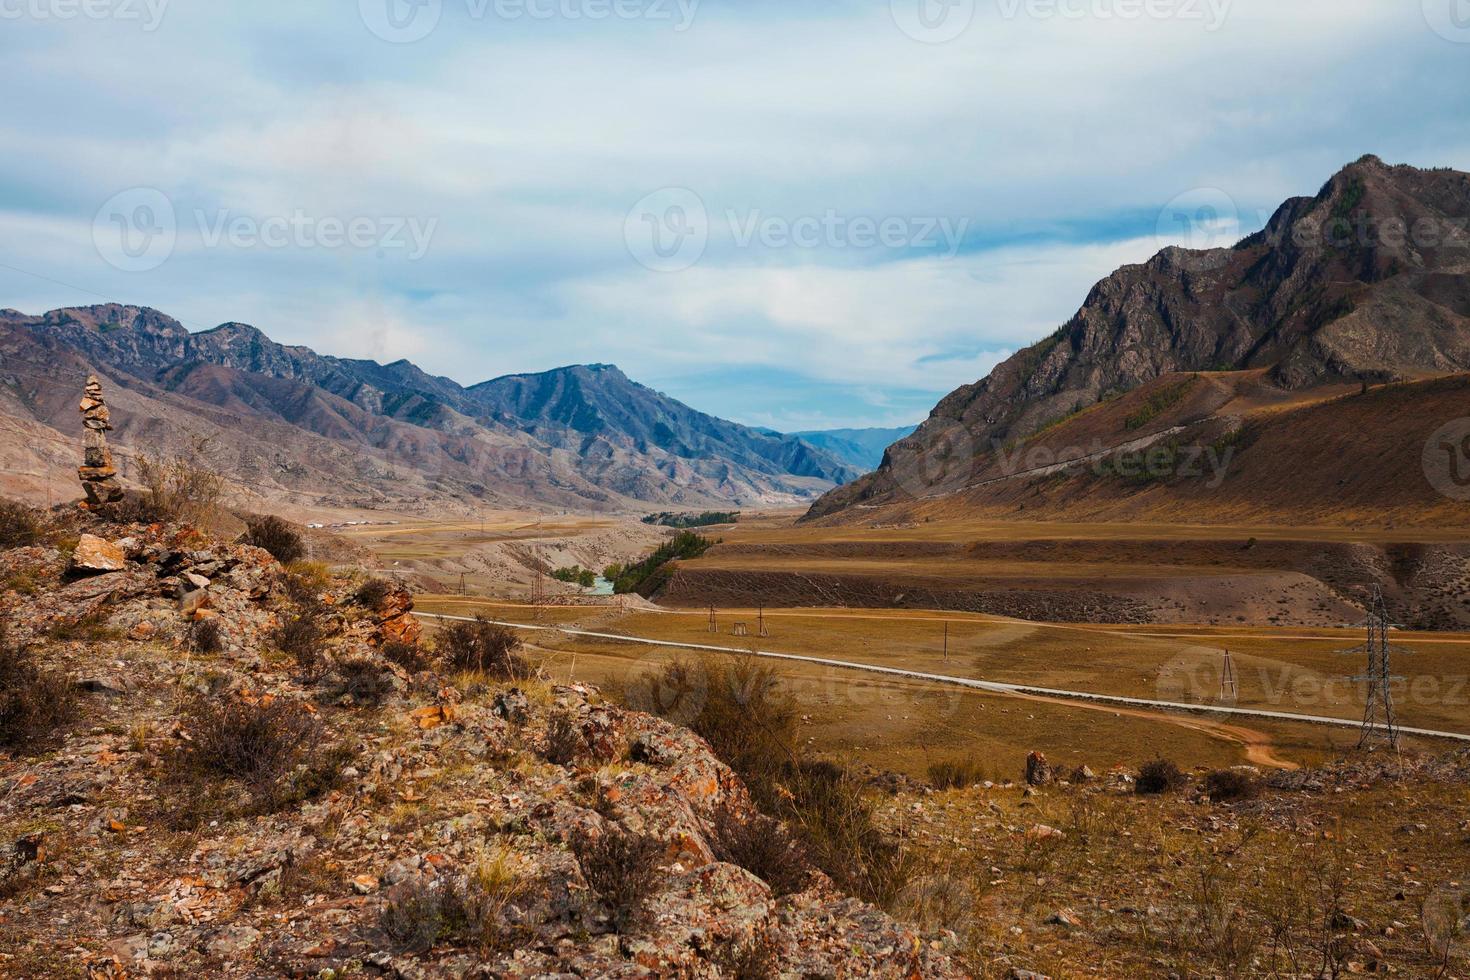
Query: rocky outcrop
xmin=0 ymin=515 xmax=963 ymax=977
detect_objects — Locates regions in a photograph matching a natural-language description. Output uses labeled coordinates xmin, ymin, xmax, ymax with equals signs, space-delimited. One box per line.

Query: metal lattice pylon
xmin=1219 ymin=649 xmax=1238 ymax=702
xmin=1339 ymin=585 xmax=1409 ymax=750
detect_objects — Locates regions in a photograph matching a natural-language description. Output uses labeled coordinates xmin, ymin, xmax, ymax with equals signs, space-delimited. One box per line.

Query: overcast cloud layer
xmin=1 ymin=0 xmax=1468 ymax=429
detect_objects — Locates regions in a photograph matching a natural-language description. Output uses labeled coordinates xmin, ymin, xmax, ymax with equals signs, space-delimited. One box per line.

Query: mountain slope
xmin=809 ymin=156 xmax=1470 ymax=520
xmin=0 ymin=305 xmax=856 ymax=512
xmin=792 ymin=426 xmax=918 ymax=473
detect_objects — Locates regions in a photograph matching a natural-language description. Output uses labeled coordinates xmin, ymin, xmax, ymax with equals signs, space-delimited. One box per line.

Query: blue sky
xmin=2 ymin=1 xmax=1468 ymax=431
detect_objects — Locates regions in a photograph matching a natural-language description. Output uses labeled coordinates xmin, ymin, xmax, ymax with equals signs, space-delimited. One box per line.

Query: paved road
xmin=417 ymin=613 xmax=1470 ymax=745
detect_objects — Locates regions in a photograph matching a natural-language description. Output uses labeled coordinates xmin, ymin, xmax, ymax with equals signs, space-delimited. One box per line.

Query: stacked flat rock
xmin=78 ymin=375 xmax=124 ymax=507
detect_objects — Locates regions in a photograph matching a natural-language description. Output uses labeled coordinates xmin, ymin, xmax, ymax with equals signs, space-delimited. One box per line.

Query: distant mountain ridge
xmin=809 ymin=156 xmax=1470 ymax=519
xmin=0 ymin=304 xmax=859 ymax=513
xmin=791 ymin=426 xmax=918 ymax=473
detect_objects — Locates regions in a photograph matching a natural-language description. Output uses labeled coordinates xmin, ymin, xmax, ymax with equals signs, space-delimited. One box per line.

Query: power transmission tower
xmin=943 ymin=621 xmax=950 ymax=663
xmin=1339 ymin=585 xmax=1409 ymax=750
xmin=1219 ymin=649 xmax=1237 ymax=702
xmin=757 ymin=603 xmax=769 ymax=638
xmin=708 ymin=606 xmax=717 ymax=633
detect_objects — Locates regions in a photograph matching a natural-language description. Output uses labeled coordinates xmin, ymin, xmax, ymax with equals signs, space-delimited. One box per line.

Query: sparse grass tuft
xmin=927 ymin=757 xmax=992 ymax=790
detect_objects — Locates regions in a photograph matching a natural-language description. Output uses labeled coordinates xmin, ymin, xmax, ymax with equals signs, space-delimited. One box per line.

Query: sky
xmin=1 ymin=1 xmax=1468 ymax=432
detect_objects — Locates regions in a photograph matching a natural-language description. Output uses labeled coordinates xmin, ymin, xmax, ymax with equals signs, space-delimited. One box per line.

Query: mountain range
xmin=809 ymin=156 xmax=1470 ymax=524
xmin=0 ymin=304 xmax=867 ymax=514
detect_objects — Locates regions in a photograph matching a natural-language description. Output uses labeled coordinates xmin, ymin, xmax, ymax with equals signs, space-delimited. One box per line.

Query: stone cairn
xmin=78 ymin=375 xmax=124 ymax=507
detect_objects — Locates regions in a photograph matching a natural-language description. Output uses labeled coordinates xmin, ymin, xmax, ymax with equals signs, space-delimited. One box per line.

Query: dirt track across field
xmin=418 ymin=611 xmax=1470 ymax=770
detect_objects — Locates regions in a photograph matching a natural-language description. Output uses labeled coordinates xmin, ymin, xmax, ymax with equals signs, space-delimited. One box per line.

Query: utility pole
xmin=1340 ymin=585 xmax=1409 ymax=750
xmin=1219 ymin=649 xmax=1237 ymax=702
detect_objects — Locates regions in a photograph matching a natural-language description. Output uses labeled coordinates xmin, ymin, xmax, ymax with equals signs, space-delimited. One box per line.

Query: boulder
xmin=70 ymin=534 xmax=128 ymax=575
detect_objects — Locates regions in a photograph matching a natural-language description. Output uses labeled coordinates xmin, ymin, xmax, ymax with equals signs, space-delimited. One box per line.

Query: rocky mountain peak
xmin=809 ymin=157 xmax=1470 ymax=518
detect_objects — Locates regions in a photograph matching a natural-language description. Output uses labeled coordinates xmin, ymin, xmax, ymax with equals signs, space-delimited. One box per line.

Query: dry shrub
xmin=0 ymin=500 xmax=45 ymax=549
xmin=382 ymin=640 xmax=430 ymax=673
xmin=174 ymin=695 xmax=316 ymax=788
xmin=381 ymin=877 xmax=451 ymax=953
xmin=133 ymin=438 xmax=225 ymax=525
xmin=712 ymin=923 xmax=782 ymax=978
xmin=330 ymin=655 xmax=394 ymax=706
xmin=1136 ymin=758 xmax=1187 ymax=795
xmin=188 ymin=618 xmax=225 ymax=655
xmin=165 ymin=696 xmax=349 ymax=825
xmin=927 ymin=757 xmax=991 ymax=790
xmin=353 ymin=577 xmax=393 ymax=608
xmin=381 ymin=847 xmax=530 ymax=953
xmin=709 ymin=805 xmax=809 ymax=896
xmin=1204 ymin=768 xmax=1260 ymax=803
xmin=0 ymin=627 xmax=77 ymax=751
xmin=282 ymin=561 xmax=331 ymax=605
xmin=243 ymin=515 xmax=306 ymax=565
xmin=783 ymin=760 xmax=910 ymax=908
xmin=273 ymin=614 xmax=325 ymax=680
xmin=624 ymin=655 xmax=908 ymax=908
xmin=543 ymin=710 xmax=585 ymax=765
xmin=574 ymin=828 xmax=664 ymax=934
xmin=437 ymin=616 xmax=530 ymax=680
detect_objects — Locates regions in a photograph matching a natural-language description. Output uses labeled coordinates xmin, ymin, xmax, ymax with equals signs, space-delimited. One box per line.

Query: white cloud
xmin=0 ymin=0 xmax=1466 ymax=428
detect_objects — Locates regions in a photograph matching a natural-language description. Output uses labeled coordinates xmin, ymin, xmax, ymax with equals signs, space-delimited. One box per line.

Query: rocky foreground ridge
xmin=0 ymin=509 xmax=961 ymax=978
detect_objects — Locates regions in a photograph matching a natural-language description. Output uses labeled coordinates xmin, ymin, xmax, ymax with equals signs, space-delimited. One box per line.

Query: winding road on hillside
xmin=416 ymin=612 xmax=1470 ymax=768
